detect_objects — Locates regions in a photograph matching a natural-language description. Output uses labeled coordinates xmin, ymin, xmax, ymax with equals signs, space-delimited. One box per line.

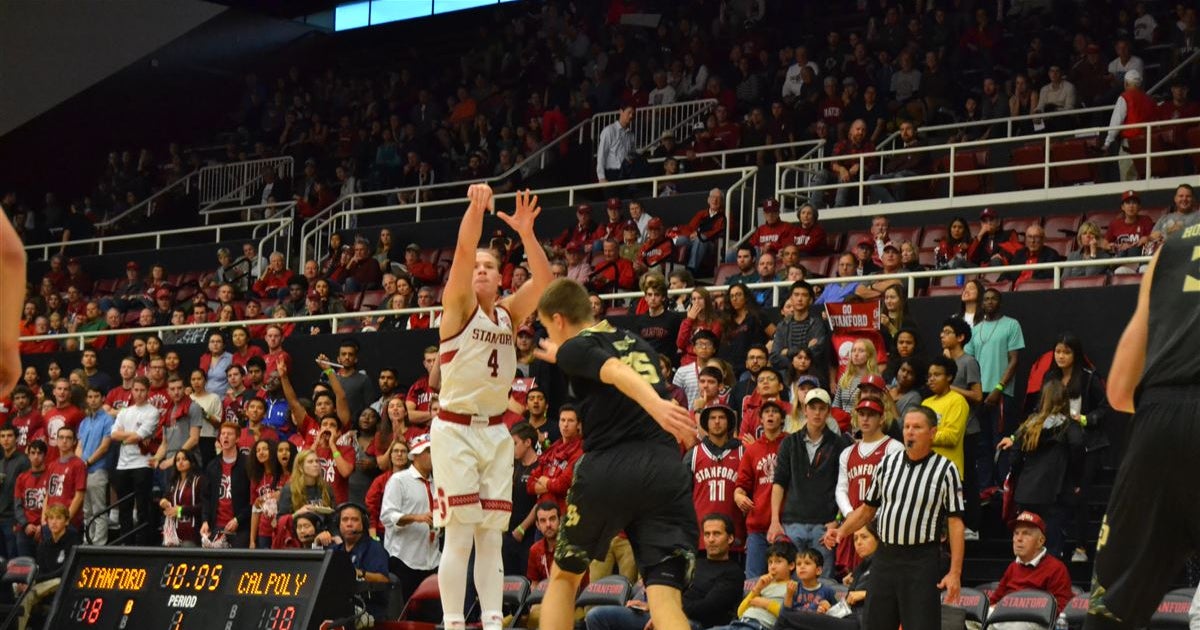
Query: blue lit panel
xmin=371 ymin=0 xmax=433 ymax=25
xmin=334 ymin=1 xmax=371 ymax=30
xmin=434 ymin=0 xmax=499 ymax=14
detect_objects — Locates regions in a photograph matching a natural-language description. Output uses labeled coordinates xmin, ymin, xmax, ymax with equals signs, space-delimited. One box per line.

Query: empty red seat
xmin=1127 ymin=133 xmax=1171 ymax=178
xmin=1188 ymin=127 xmax=1200 ymax=172
xmin=341 ymin=292 xmax=363 ymax=311
xmin=888 ymin=226 xmax=922 ymax=248
xmin=918 ymin=249 xmax=936 ymax=267
xmin=796 ymin=256 xmax=832 ymax=276
xmin=824 ymin=231 xmax=844 ymax=253
xmin=1043 ymin=238 xmax=1072 ymax=257
xmin=605 ymin=307 xmax=629 ymax=317
xmin=360 ymin=290 xmax=387 ymax=309
xmin=1014 ymin=278 xmax=1056 ymax=292
xmin=1050 ymin=139 xmax=1096 ymax=185
xmin=1003 ymin=216 xmax=1041 ymax=235
xmin=1010 ymin=143 xmax=1046 ymax=190
xmin=844 ymin=231 xmax=872 ymax=252
xmin=1043 ymin=214 xmax=1082 ymax=239
xmin=920 ymin=226 xmax=947 ymax=249
xmin=1110 ymin=273 xmax=1144 ymax=286
xmin=714 ymin=263 xmax=741 ymax=286
xmin=926 ymin=285 xmax=963 ymax=297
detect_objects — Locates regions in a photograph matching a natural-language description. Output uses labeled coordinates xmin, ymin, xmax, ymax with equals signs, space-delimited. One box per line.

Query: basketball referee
xmin=823 ymin=406 xmax=965 ymax=630
xmin=1084 ymin=223 xmax=1200 ymax=630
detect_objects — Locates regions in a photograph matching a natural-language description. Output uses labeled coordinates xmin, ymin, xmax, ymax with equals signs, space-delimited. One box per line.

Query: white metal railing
xmin=775 ymin=114 xmax=1200 ymax=220
xmin=875 ymin=104 xmax=1114 ymax=151
xmin=300 ymin=166 xmax=759 ymax=269
xmin=590 ymin=99 xmax=718 ymax=154
xmin=297 ymin=117 xmax=595 ymax=249
xmin=23 ymin=211 xmax=293 ymax=262
xmin=647 ymin=138 xmax=825 ymax=169
xmin=94 ymin=168 xmax=201 ymax=229
xmin=199 ymin=201 xmax=296 ymax=224
xmin=18 ymin=255 xmax=1148 ymax=349
xmin=197 ymin=156 xmax=293 ymax=206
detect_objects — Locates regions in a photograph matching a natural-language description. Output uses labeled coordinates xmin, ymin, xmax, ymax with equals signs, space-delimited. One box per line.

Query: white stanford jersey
xmin=439 ymin=304 xmax=516 ymax=417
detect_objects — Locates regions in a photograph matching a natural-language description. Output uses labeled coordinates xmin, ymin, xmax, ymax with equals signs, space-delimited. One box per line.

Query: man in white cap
xmin=380 ymin=433 xmax=440 ymax=606
xmin=1101 ymin=67 xmax=1156 ymax=182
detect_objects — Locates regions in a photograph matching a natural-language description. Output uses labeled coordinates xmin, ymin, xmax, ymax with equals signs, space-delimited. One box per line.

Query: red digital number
xmin=87 ymin=598 xmax=103 ymax=624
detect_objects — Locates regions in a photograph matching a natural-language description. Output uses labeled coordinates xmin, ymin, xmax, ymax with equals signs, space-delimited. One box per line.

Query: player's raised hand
xmin=498 ymin=189 xmax=541 ymax=235
xmin=467 ymin=183 xmax=494 ymax=214
xmin=533 ymin=338 xmax=559 ymax=364
xmin=648 ymin=398 xmax=698 ymax=448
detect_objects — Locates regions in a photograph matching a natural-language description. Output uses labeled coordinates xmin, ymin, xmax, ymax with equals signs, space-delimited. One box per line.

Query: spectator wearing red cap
xmin=744 ymin=199 xmax=793 ymax=256
xmin=1103 ymin=191 xmax=1155 ymax=256
xmin=835 ymin=397 xmax=904 ymax=575
xmin=967 ymin=208 xmax=1021 ymax=267
xmin=674 ymin=188 xmax=727 ymax=276
xmin=563 ymin=242 xmax=592 ymax=285
xmin=63 ymin=258 xmax=92 ymax=295
xmin=989 ymin=511 xmax=1074 ymax=613
xmin=588 ymin=239 xmax=636 ymax=293
xmin=552 ymin=205 xmax=596 ymax=254
xmin=106 ymin=261 xmax=148 ymax=313
xmin=770 ymin=387 xmax=852 ymax=579
xmin=591 ymin=198 xmax=626 ymax=253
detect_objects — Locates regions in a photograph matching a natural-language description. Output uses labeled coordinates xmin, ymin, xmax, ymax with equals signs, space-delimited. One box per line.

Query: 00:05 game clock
xmin=43 ymin=546 xmax=355 ymax=630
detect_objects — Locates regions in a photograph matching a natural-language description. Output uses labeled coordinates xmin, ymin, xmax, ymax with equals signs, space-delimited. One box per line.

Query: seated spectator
xmin=627 ymin=199 xmax=653 ymax=239
xmin=713 ymin=540 xmax=798 ymax=630
xmin=811 ymin=119 xmax=877 ymax=208
xmin=252 ymin=252 xmax=295 ymax=298
xmin=592 ymin=198 xmax=626 ymax=252
xmin=63 ymin=258 xmax=91 ymax=295
xmin=746 ymin=199 xmax=792 ymax=255
xmin=1064 ymin=221 xmax=1111 ymax=278
xmin=584 ymin=513 xmax=744 ymax=630
xmin=406 ymin=286 xmax=442 ymax=329
xmin=1103 ymin=190 xmax=1154 ymax=256
xmin=1107 ymin=38 xmax=1144 ymax=87
xmin=19 ymin=317 xmax=58 ymax=355
xmin=789 ymin=204 xmax=826 ymax=257
xmin=401 ymin=243 xmax=439 ymax=286
xmin=587 ymin=239 xmax=636 ymax=293
xmin=674 ymin=188 xmax=727 ymax=275
xmin=726 ymin=245 xmax=759 ymax=285
xmin=854 ymin=244 xmax=903 ymax=301
xmin=18 ymin=504 xmax=80 ymax=629
xmin=553 ymin=205 xmax=597 ymax=254
xmin=563 ymin=243 xmax=592 ymax=285
xmin=319 ymin=503 xmax=391 ymax=621
xmin=988 ymin=511 xmax=1074 ymax=614
xmin=935 ymin=218 xmax=973 ymax=269
xmin=968 ymin=208 xmax=1021 ymax=266
xmin=342 ymin=237 xmax=383 ymax=292
xmin=1037 ymin=65 xmax=1077 ymax=116
xmin=1000 ymin=224 xmax=1064 ymax=284
xmin=107 ymin=261 xmax=148 ymax=313
xmin=618 ymin=222 xmax=641 ymax=263
xmin=677 ymin=289 xmax=723 ymax=366
xmin=868 ymin=120 xmax=929 ymax=203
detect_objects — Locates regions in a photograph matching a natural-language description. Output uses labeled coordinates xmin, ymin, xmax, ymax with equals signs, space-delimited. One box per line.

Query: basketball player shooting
xmin=433 ymin=183 xmax=551 ymax=630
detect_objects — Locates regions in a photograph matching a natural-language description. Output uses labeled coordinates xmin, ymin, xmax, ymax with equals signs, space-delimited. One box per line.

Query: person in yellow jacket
xmin=923 ymin=356 xmax=970 ymax=477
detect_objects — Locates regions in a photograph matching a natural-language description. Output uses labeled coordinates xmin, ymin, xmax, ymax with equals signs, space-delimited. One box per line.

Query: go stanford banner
xmin=824 ymin=302 xmax=887 ymax=381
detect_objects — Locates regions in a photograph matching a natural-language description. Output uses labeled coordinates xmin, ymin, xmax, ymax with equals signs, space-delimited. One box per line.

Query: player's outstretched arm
xmin=598 ymin=357 xmax=697 ymax=447
xmin=1108 ymin=248 xmax=1158 ymax=413
xmin=0 ymin=209 xmax=25 ymax=399
xmin=498 ymin=189 xmax=552 ymax=325
xmin=441 ymin=184 xmax=493 ymax=335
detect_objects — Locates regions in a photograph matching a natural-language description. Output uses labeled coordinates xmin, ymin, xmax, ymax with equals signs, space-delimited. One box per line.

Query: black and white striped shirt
xmin=864 ymin=450 xmax=964 ymax=545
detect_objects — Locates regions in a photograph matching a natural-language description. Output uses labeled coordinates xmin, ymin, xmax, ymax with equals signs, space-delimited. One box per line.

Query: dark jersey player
xmin=534 ymin=278 xmax=698 ymax=630
xmin=1084 ymin=222 xmax=1200 ymax=630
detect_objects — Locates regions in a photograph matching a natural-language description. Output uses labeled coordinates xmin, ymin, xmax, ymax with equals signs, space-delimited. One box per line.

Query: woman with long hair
xmin=247 ymin=438 xmax=284 ymax=549
xmin=775 ymin=522 xmax=881 ymax=630
xmin=228 ymin=325 xmax=264 ymax=367
xmin=1037 ymin=332 xmax=1109 ymax=563
xmin=159 ymin=449 xmax=207 ymax=547
xmin=957 ymin=279 xmax=985 ymax=326
xmin=365 ymin=439 xmax=410 ymax=539
xmin=888 ymin=356 xmax=925 ymax=418
xmin=277 ymin=449 xmax=335 ymax=517
xmin=832 ymin=338 xmax=881 ymax=412
xmin=276 ymin=441 xmax=297 ymax=483
xmin=677 ymin=287 xmax=723 ymax=365
xmin=935 ymin=217 xmax=973 ymax=269
xmin=720 ymin=283 xmax=774 ymax=371
xmin=879 ymin=286 xmax=919 ymax=358
xmin=997 ymin=379 xmax=1083 ymax=558
xmin=349 ymin=407 xmax=382 ymax=504
xmin=792 ymin=203 xmax=827 ymax=257
xmin=882 ymin=327 xmax=920 ymax=384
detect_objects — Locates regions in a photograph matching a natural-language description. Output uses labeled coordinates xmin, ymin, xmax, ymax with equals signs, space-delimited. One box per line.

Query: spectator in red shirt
xmin=9 ymin=387 xmax=44 ymax=453
xmin=552 ymin=205 xmax=596 ymax=253
xmin=252 ymin=252 xmax=295 ymax=299
xmin=43 ymin=379 xmax=84 ymax=450
xmin=1000 ymin=224 xmax=1063 ymax=285
xmin=526 ymin=405 xmax=583 ymax=512
xmin=525 ymin=501 xmax=589 ymax=592
xmin=343 ymin=237 xmax=383 ymax=292
xmin=711 ymin=105 xmax=742 ymax=151
xmin=63 ymin=258 xmax=92 ymax=295
xmin=592 ymin=198 xmax=625 ymax=252
xmin=701 ymin=76 xmax=738 ymax=115
xmin=812 ymin=118 xmax=878 ymax=208
xmin=14 ymin=439 xmax=47 ymax=556
xmin=588 ymin=240 xmax=636 ymax=293
xmin=635 ymin=217 xmax=675 ymax=276
xmin=405 ymin=347 xmax=438 ymax=433
xmin=262 ymin=325 xmax=291 ymax=378
xmin=402 ymin=244 xmax=440 ymax=286
xmin=989 ymin=511 xmax=1074 ymax=613
xmin=43 ymin=425 xmax=87 ymax=530
xmin=42 ymin=255 xmax=68 ymax=292
xmin=791 ymin=203 xmax=828 ymax=257
xmin=734 ymin=399 xmax=787 ymax=579
xmin=1103 ymin=190 xmax=1155 ymax=256
xmin=18 ymin=317 xmax=57 ymax=355
xmin=745 ymin=198 xmax=793 ymax=255
xmin=674 ymin=188 xmax=727 ymax=275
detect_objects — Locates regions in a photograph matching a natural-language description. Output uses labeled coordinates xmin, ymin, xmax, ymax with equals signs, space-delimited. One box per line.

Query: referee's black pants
xmin=864 ymin=542 xmax=941 ymax=630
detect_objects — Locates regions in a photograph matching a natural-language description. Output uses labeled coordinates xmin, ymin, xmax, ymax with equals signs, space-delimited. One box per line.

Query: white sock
xmin=474 ymin=527 xmax=505 ymax=629
xmin=439 ymin=523 xmax=473 ymax=629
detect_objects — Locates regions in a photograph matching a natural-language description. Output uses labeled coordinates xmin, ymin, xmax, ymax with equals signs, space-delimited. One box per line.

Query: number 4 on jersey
xmin=487 ymin=349 xmax=500 ymax=377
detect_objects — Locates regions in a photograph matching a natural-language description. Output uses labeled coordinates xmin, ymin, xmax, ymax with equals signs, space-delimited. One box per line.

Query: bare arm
xmin=440 ymin=184 xmax=493 ymax=337
xmin=320 ymin=356 xmax=352 ymax=428
xmin=497 ymin=190 xmax=552 ymax=324
xmin=938 ymin=516 xmax=964 ymax=603
xmin=278 ymin=361 xmax=309 ymax=428
xmin=1108 ymin=249 xmax=1157 ymax=412
xmin=0 ymin=209 xmax=25 ymax=398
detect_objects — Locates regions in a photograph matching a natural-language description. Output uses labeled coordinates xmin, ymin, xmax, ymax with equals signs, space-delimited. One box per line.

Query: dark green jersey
xmin=556 ymin=321 xmax=679 ymax=453
xmin=1140 ymin=224 xmax=1200 ymax=398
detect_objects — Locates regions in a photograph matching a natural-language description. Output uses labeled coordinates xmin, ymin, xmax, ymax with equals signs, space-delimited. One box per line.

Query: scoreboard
xmin=44 ymin=546 xmax=355 ymax=630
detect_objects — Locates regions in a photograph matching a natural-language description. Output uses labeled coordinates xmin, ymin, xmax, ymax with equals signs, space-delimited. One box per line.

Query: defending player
xmin=533 ymin=278 xmax=699 ymax=630
xmin=434 ymin=184 xmax=551 ymax=630
xmin=1083 ymin=224 xmax=1200 ymax=630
